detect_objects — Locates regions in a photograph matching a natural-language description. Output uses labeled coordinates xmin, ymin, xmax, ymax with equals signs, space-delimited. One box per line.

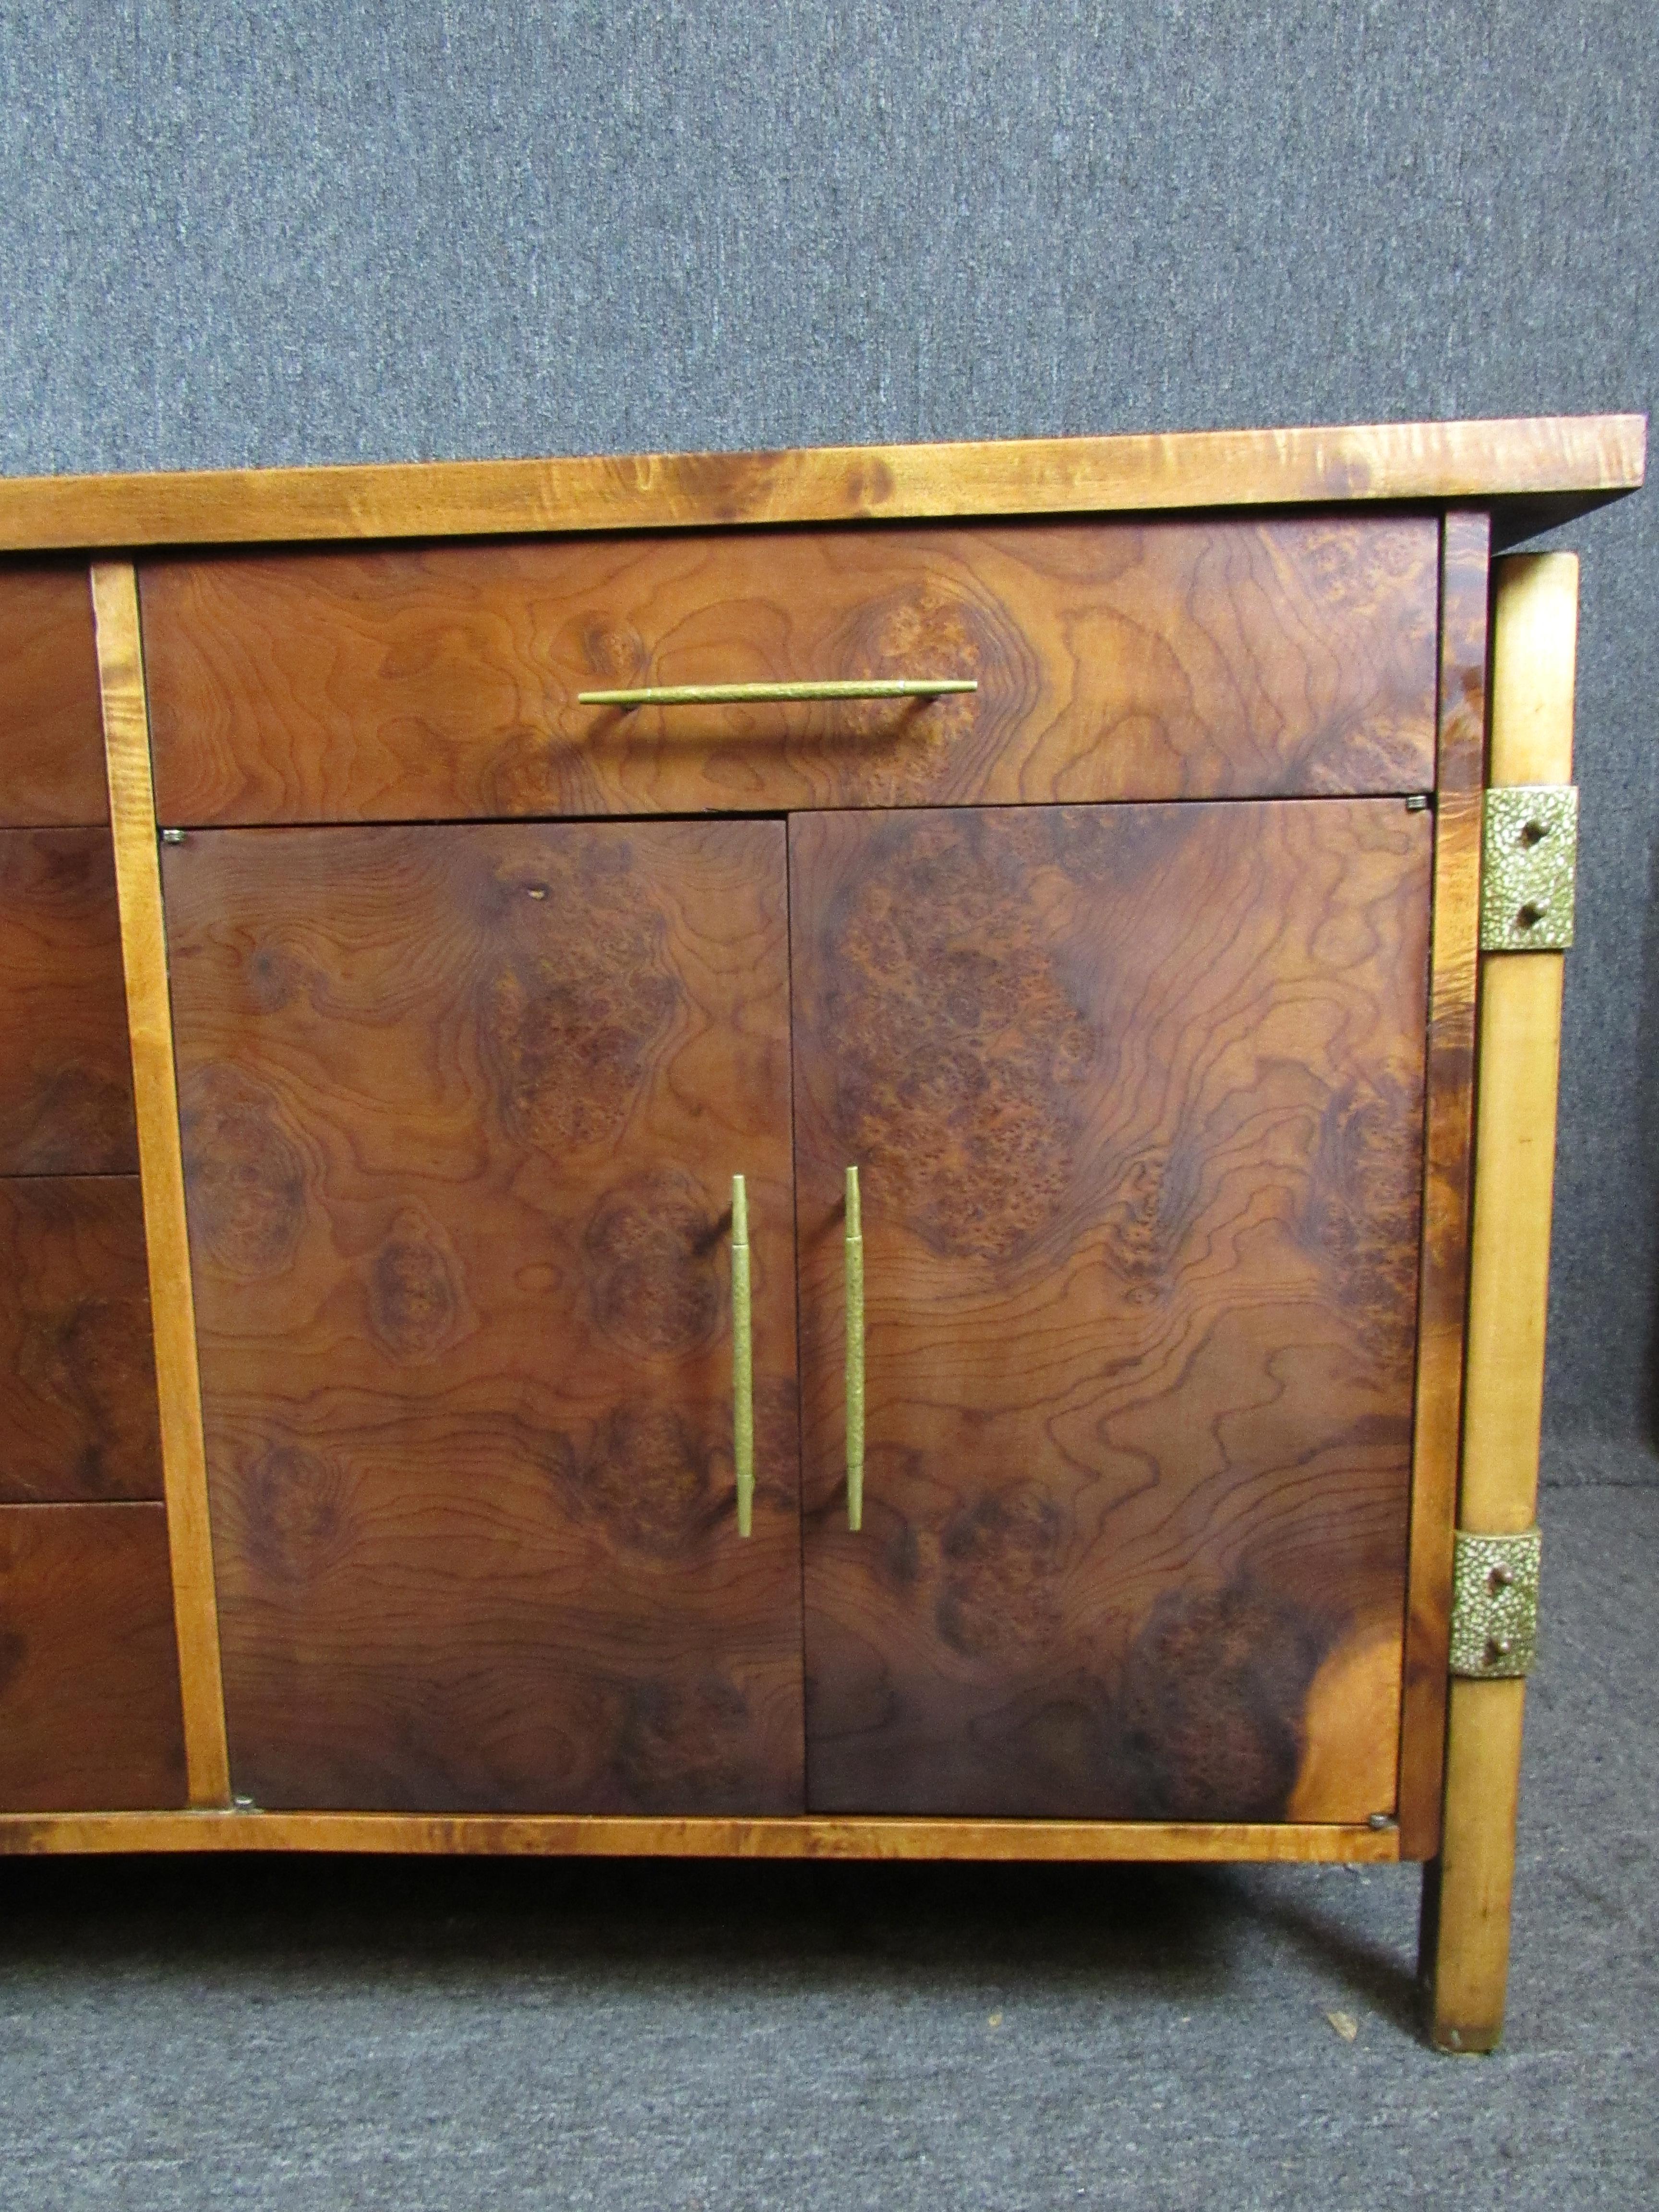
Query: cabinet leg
xmin=1420 ymin=553 xmax=1577 ymax=2056
xmin=1419 ymin=1675 xmax=1527 ymax=2051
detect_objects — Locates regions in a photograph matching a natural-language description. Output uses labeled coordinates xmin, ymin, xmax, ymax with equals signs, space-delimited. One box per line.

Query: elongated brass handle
xmin=845 ymin=1166 xmax=865 ymax=1532
xmin=577 ymin=678 xmax=977 ymax=708
xmin=732 ymin=1174 xmax=754 ymax=1539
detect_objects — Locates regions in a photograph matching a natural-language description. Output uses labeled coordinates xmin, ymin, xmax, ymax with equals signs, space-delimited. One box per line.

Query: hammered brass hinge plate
xmin=1449 ymin=1528 xmax=1541 ymax=1678
xmin=1480 ymin=785 xmax=1578 ymax=950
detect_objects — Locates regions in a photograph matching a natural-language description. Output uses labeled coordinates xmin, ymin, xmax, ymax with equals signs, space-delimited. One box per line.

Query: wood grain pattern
xmin=1396 ymin=510 xmax=1489 ymax=1859
xmin=1424 ymin=552 xmax=1578 ymax=2052
xmin=0 ymin=1177 xmax=163 ymax=1503
xmin=1483 ymin=553 xmax=1585 ymax=788
xmin=1421 ymin=1677 xmax=1527 ymax=2050
xmin=0 ymin=1809 xmax=1401 ymax=1861
xmin=0 ymin=827 xmax=138 ymax=1174
xmin=0 ymin=564 xmax=108 ymax=824
xmin=0 ymin=415 xmax=1641 ymax=553
xmin=1458 ymin=985 xmax=1565 ymax=1524
xmin=139 ymin=519 xmax=1440 ymax=825
xmin=91 ymin=562 xmax=232 ymax=1806
xmin=0 ymin=1503 xmax=186 ymax=1810
xmin=1461 ymin=556 xmax=1578 ymax=1534
xmin=163 ymin=818 xmax=804 ymax=1814
xmin=791 ymin=800 xmax=1431 ymax=1822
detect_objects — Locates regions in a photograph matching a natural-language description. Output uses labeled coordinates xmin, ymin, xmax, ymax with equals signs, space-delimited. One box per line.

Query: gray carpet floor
xmin=1 ymin=1476 xmax=1654 ymax=2212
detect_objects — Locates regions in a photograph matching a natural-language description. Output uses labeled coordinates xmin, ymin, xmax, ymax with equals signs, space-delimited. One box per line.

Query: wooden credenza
xmin=0 ymin=416 xmax=1644 ymax=2049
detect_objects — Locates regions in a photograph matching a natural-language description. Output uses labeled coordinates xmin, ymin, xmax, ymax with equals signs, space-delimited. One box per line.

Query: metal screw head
xmin=160 ymin=828 xmax=186 ymax=845
xmin=1517 ymin=900 xmax=1550 ymax=928
xmin=1486 ymin=1635 xmax=1515 ymax=1664
xmin=1520 ymin=817 xmax=1549 ymax=846
xmin=1487 ymin=1563 xmax=1515 ymax=1594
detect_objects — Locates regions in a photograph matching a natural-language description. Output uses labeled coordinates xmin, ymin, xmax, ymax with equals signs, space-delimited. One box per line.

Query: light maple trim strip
xmin=90 ymin=562 xmax=231 ymax=1808
xmin=1 ymin=414 xmax=1644 ymax=552
xmin=1425 ymin=550 xmax=1578 ymax=2054
xmin=0 ymin=1812 xmax=1402 ymax=1862
xmin=1463 ymin=552 xmax=1578 ymax=1533
xmin=1395 ymin=509 xmax=1490 ymax=1860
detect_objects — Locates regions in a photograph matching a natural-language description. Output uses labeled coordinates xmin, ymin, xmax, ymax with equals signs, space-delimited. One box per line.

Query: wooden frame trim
xmin=0 ymin=1811 xmax=1401 ymax=1862
xmin=1396 ymin=510 xmax=1489 ymax=1856
xmin=89 ymin=562 xmax=231 ymax=1808
xmin=1421 ymin=550 xmax=1579 ymax=2053
xmin=0 ymin=415 xmax=1643 ymax=553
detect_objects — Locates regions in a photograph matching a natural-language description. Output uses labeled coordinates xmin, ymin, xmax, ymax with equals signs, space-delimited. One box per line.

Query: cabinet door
xmin=164 ymin=820 xmax=802 ymax=1813
xmin=791 ymin=801 xmax=1430 ymax=1821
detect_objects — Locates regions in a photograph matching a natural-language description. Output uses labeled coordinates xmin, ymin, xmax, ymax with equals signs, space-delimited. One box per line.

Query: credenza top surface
xmin=0 ymin=413 xmax=1644 ymax=555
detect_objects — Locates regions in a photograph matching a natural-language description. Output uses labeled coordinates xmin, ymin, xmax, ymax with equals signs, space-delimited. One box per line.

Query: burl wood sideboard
xmin=0 ymin=416 xmax=1644 ymax=2048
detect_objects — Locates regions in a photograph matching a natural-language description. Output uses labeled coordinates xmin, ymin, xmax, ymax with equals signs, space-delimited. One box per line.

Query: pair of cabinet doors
xmin=164 ymin=794 xmax=1430 ymax=1822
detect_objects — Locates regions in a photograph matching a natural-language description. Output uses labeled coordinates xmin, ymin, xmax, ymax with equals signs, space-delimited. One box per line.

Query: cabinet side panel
xmin=1397 ymin=510 xmax=1489 ymax=1857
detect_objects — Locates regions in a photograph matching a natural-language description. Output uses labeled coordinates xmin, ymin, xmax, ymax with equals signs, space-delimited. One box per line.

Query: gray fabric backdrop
xmin=3 ymin=2 xmax=1652 ymax=1460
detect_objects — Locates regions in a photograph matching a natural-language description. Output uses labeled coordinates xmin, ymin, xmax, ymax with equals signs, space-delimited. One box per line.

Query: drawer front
xmin=141 ymin=517 xmax=1439 ymax=824
xmin=0 ymin=1178 xmax=162 ymax=1504
xmin=0 ymin=565 xmax=108 ymax=827
xmin=0 ymin=829 xmax=138 ymax=1175
xmin=0 ymin=1503 xmax=185 ymax=1810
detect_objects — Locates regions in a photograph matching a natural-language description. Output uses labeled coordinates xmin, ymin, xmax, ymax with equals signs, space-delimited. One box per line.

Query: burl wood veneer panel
xmin=163 ymin=818 xmax=804 ymax=1814
xmin=791 ymin=799 xmax=1431 ymax=1822
xmin=0 ymin=1504 xmax=186 ymax=1809
xmin=0 ymin=565 xmax=108 ymax=827
xmin=0 ymin=829 xmax=138 ymax=1174
xmin=0 ymin=1177 xmax=163 ymax=1503
xmin=139 ymin=518 xmax=1438 ymax=824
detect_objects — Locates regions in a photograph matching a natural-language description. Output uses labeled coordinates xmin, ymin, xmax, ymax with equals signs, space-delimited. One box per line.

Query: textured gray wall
xmin=2 ymin=3 xmax=1653 ymax=1457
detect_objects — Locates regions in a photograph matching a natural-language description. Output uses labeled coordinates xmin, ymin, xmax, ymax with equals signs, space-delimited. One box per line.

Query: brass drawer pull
xmin=577 ymin=678 xmax=977 ymax=708
xmin=845 ymin=1166 xmax=865 ymax=1532
xmin=731 ymin=1174 xmax=754 ymax=1539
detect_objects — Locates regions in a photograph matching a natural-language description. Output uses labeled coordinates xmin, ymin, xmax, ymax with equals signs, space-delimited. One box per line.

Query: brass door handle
xmin=845 ymin=1166 xmax=865 ymax=1532
xmin=577 ymin=678 xmax=977 ymax=708
xmin=732 ymin=1174 xmax=754 ymax=1539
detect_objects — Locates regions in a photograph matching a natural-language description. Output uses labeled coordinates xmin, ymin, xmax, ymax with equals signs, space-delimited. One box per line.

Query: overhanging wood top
xmin=0 ymin=413 xmax=1643 ymax=553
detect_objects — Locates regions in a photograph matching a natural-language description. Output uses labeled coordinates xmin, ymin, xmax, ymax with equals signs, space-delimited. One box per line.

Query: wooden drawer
xmin=0 ymin=564 xmax=107 ymax=827
xmin=140 ymin=517 xmax=1439 ymax=823
xmin=0 ymin=829 xmax=137 ymax=1174
xmin=0 ymin=1178 xmax=162 ymax=1504
xmin=0 ymin=1503 xmax=185 ymax=1809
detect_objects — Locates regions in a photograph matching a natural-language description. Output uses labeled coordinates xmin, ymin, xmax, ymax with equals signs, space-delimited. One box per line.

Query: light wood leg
xmin=1423 ymin=1678 xmax=1527 ymax=2049
xmin=1419 ymin=552 xmax=1578 ymax=2051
